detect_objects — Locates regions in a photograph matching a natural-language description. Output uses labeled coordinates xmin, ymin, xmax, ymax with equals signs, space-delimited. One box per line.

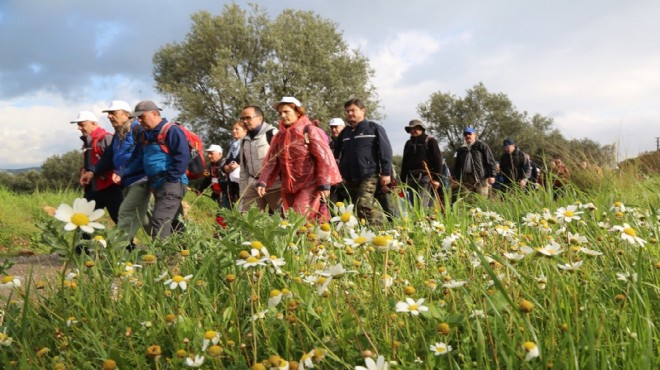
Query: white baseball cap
xmin=70 ymin=111 xmax=98 ymax=124
xmin=102 ymin=100 xmax=132 ymax=113
xmin=329 ymin=118 xmax=345 ymax=126
xmin=272 ymin=96 xmax=302 ymax=110
xmin=206 ymin=144 xmax=223 ymax=153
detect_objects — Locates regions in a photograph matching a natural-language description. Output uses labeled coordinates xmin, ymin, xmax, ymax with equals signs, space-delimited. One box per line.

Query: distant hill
xmin=0 ymin=167 xmax=41 ymax=175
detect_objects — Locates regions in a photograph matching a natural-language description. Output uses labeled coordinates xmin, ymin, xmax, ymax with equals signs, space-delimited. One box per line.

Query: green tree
xmin=40 ymin=150 xmax=82 ymax=191
xmin=417 ymin=83 xmax=616 ymax=168
xmin=153 ymin=4 xmax=378 ymax=148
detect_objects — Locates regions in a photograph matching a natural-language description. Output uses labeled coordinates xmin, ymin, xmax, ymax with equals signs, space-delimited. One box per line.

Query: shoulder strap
xmin=156 ymin=122 xmax=175 ymax=154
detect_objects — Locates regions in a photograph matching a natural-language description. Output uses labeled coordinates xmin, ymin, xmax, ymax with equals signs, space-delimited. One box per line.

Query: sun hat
xmin=130 ymin=100 xmax=162 ymax=118
xmin=272 ymin=96 xmax=302 ymax=110
xmin=329 ymin=118 xmax=345 ymax=126
xmin=206 ymin=144 xmax=223 ymax=153
xmin=102 ymin=100 xmax=132 ymax=113
xmin=405 ymin=119 xmax=426 ymax=133
xmin=70 ymin=111 xmax=98 ymax=124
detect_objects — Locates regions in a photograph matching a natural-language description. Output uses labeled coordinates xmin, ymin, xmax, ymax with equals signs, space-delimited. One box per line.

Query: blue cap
xmin=503 ymin=138 xmax=515 ymax=146
xmin=463 ymin=127 xmax=476 ymax=134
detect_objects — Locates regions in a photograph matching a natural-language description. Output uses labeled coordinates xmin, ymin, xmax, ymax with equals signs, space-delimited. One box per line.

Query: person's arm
xmin=308 ymin=125 xmax=341 ymax=191
xmin=165 ymin=125 xmax=190 ymax=182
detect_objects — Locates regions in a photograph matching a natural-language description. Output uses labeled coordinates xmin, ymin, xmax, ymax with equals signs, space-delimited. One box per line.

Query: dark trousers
xmin=150 ymin=182 xmax=187 ymax=240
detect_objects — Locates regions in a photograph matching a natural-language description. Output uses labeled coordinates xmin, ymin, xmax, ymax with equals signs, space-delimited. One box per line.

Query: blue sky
xmin=1 ymin=0 xmax=659 ymax=169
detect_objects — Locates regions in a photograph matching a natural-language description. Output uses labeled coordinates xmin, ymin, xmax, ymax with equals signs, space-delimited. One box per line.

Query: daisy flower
xmin=330 ymin=203 xmax=358 ymax=230
xmin=164 ymin=274 xmax=193 ymax=291
xmin=611 ymin=224 xmax=647 ymax=247
xmin=260 ymin=247 xmax=286 ymax=274
xmin=344 ymin=228 xmax=376 ymax=247
xmin=555 ymin=205 xmax=583 ymax=223
xmin=251 ymin=310 xmax=268 ymax=321
xmin=557 ymin=260 xmax=583 ymax=271
xmin=616 ymin=271 xmax=638 ymax=283
xmin=523 ymin=341 xmax=540 ymax=361
xmin=442 ymin=280 xmax=467 ymax=289
xmin=356 ymin=355 xmax=388 ymax=370
xmin=268 ymin=290 xmax=284 ymax=308
xmin=566 ymin=232 xmax=588 ymax=245
xmin=429 ymin=342 xmax=452 ymax=355
xmin=202 ymin=330 xmax=220 ymax=351
xmin=395 ymin=298 xmax=429 ymax=316
xmin=469 ymin=310 xmax=486 ymax=319
xmin=0 ymin=275 xmax=21 ymax=289
xmin=185 ymin=354 xmax=205 ymax=367
xmin=503 ymin=252 xmax=526 ymax=261
xmin=54 ymin=198 xmax=105 ymax=233
xmin=578 ymin=247 xmax=603 ymax=256
xmin=610 ymin=201 xmax=626 ymax=213
xmin=235 ymin=249 xmax=267 ymax=268
xmin=537 ymin=241 xmax=563 ymax=256
xmin=316 ymin=223 xmax=332 ymax=240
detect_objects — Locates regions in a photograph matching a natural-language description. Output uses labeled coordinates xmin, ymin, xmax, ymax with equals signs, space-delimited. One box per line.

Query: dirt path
xmin=2 ymin=253 xmax=63 ymax=284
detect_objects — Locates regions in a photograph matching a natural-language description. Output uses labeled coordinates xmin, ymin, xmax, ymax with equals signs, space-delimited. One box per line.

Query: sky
xmin=1 ymin=0 xmax=659 ymax=169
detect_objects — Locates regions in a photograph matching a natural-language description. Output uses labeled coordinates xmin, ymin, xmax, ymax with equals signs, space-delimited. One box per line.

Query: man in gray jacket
xmin=238 ymin=105 xmax=282 ymax=212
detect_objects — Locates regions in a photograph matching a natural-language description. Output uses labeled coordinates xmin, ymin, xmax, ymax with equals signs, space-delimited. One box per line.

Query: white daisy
xmin=611 ymin=224 xmax=647 ymax=247
xmin=395 ymin=298 xmax=429 ymax=316
xmin=185 ymin=354 xmax=205 ymax=367
xmin=557 ymin=260 xmax=583 ymax=271
xmin=0 ymin=275 xmax=21 ymax=289
xmin=523 ymin=341 xmax=540 ymax=361
xmin=537 ymin=241 xmax=563 ymax=256
xmin=164 ymin=274 xmax=193 ymax=290
xmin=202 ymin=330 xmax=221 ymax=351
xmin=54 ymin=198 xmax=105 ymax=233
xmin=442 ymin=280 xmax=467 ymax=289
xmin=555 ymin=205 xmax=583 ymax=223
xmin=578 ymin=247 xmax=603 ymax=256
xmin=330 ymin=203 xmax=358 ymax=230
xmin=429 ymin=342 xmax=452 ymax=355
xmin=356 ymin=355 xmax=388 ymax=370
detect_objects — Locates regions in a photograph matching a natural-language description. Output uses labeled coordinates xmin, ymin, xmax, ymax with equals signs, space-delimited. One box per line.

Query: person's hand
xmin=319 ymin=189 xmax=330 ymax=201
xmin=380 ymin=175 xmax=391 ymax=187
xmin=224 ymin=161 xmax=238 ymax=173
xmin=80 ymin=171 xmax=94 ymax=186
xmin=487 ymin=177 xmax=496 ymax=185
xmin=519 ymin=179 xmax=528 ymax=187
xmin=112 ymin=173 xmax=122 ymax=184
xmin=256 ymin=186 xmax=266 ymax=198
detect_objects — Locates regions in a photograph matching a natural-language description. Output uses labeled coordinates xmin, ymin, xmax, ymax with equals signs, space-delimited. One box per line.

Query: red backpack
xmin=156 ymin=122 xmax=207 ymax=180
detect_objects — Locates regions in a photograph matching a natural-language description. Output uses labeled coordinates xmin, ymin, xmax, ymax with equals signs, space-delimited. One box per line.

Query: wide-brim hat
xmin=405 ymin=119 xmax=426 ymax=133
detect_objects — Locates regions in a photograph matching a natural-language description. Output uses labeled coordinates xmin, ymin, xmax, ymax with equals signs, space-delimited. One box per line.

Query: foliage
xmin=153 ymin=3 xmax=378 ymax=148
xmin=40 ymin=150 xmax=82 ymax=191
xmin=1 ymin=174 xmax=658 ymax=369
xmin=417 ymin=82 xmax=616 ymax=168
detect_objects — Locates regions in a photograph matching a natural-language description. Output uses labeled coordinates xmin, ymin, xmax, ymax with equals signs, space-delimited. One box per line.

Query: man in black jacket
xmin=400 ymin=119 xmax=444 ymax=207
xmin=499 ymin=138 xmax=532 ymax=192
xmin=452 ymin=127 xmax=496 ymax=198
xmin=334 ymin=98 xmax=393 ymax=226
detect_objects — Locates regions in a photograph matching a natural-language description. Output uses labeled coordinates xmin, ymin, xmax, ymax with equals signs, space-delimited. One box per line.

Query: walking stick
xmin=422 ymin=161 xmax=444 ymax=212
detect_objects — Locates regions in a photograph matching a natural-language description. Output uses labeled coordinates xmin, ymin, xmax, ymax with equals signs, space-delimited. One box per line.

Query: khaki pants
xmin=239 ymin=178 xmax=282 ymax=213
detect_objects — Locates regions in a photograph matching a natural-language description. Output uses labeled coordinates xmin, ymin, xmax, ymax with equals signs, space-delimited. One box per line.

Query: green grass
xmin=0 ymin=171 xmax=658 ymax=369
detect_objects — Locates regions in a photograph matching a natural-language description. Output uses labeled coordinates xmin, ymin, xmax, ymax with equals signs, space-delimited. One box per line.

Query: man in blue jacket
xmin=81 ymin=100 xmax=150 ymax=250
xmin=119 ymin=100 xmax=189 ymax=241
xmin=334 ymin=98 xmax=393 ymax=226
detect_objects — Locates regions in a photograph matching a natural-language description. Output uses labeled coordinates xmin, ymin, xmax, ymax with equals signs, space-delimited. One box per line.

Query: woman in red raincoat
xmin=256 ymin=97 xmax=342 ymax=220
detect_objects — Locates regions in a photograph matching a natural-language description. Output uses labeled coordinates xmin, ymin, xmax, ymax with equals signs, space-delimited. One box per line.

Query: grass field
xmin=0 ymin=170 xmax=658 ymax=369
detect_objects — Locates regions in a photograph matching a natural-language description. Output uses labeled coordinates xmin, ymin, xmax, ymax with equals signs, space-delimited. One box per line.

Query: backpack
xmin=155 ymin=122 xmax=207 ymax=180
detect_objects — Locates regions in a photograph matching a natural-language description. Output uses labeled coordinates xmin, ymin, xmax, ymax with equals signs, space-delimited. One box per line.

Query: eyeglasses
xmin=240 ymin=115 xmax=261 ymax=121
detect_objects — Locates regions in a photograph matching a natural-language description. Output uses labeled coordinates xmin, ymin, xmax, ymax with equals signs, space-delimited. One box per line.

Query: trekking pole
xmin=422 ymin=161 xmax=444 ymax=212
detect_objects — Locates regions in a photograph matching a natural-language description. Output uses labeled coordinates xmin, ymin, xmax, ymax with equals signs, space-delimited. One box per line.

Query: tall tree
xmin=153 ymin=4 xmax=378 ymax=147
xmin=417 ymin=83 xmax=615 ymax=167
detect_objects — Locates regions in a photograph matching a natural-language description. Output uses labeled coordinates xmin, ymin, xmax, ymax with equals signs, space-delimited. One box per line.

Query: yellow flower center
xmin=94 ymin=235 xmax=105 ymax=241
xmin=208 ymin=344 xmax=223 ymax=356
xmin=270 ymin=289 xmax=282 ymax=297
xmin=320 ymin=223 xmax=331 ymax=232
xmin=204 ymin=330 xmax=218 ymax=340
xmin=246 ymin=256 xmax=259 ymax=263
xmin=614 ymin=201 xmax=623 ymax=207
xmin=340 ymin=213 xmax=352 ymax=223
xmin=1 ymin=275 xmax=14 ymax=284
xmin=408 ymin=304 xmax=419 ymax=311
xmin=71 ymin=213 xmax=90 ymax=226
xmin=172 ymin=275 xmax=184 ymax=283
xmin=336 ymin=202 xmax=344 ymax=208
xmin=180 ymin=250 xmax=190 ymax=256
xmin=564 ymin=211 xmax=574 ymax=217
xmin=523 ymin=341 xmax=537 ymax=351
xmin=251 ymin=241 xmax=264 ymax=249
xmin=354 ymin=236 xmax=367 ymax=244
xmin=165 ymin=314 xmax=176 ymax=322
xmin=142 ymin=254 xmax=157 ymax=263
xmin=372 ymin=235 xmax=389 ymax=247
xmin=624 ymin=227 xmax=636 ymax=237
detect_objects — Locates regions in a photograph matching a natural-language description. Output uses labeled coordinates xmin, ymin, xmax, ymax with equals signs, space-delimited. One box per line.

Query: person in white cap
xmin=328 ymin=117 xmax=346 ymax=153
xmin=70 ymin=110 xmax=122 ymax=253
xmin=197 ymin=144 xmax=229 ymax=208
xmin=256 ymin=97 xmax=342 ymax=220
xmin=81 ymin=101 xmax=150 ymax=251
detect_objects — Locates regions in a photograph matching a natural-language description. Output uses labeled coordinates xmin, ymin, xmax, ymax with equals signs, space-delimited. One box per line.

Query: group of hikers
xmin=70 ymin=97 xmax=571 ymax=249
